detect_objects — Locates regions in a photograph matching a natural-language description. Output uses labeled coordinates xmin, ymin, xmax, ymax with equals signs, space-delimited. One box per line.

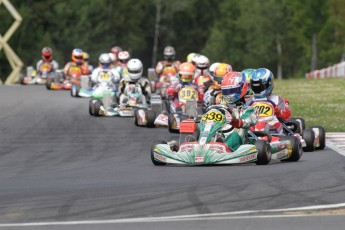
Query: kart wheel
xmin=46 ymin=78 xmax=53 ymax=90
xmin=168 ymin=114 xmax=179 ymax=133
xmin=255 ymin=140 xmax=271 ymax=165
xmin=93 ymin=100 xmax=103 ymax=117
xmin=291 ymin=117 xmax=306 ymax=133
xmin=71 ymin=84 xmax=80 ymax=97
xmin=302 ymin=128 xmax=315 ymax=152
xmin=134 ymin=109 xmax=140 ymax=126
xmin=151 ymin=140 xmax=167 ymax=166
xmin=311 ymin=126 xmax=326 ymax=150
xmin=280 ymin=136 xmax=302 ymax=162
xmin=89 ymin=99 xmax=95 ymax=116
xmin=146 ymin=110 xmax=156 ymax=128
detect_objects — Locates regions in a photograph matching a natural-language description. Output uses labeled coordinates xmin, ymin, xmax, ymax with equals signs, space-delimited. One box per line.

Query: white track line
xmin=0 ymin=203 xmax=345 ymax=227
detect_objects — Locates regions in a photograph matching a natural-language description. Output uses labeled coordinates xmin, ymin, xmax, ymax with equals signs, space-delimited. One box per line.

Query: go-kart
xmin=46 ymin=69 xmax=71 ymax=90
xmin=69 ymin=66 xmax=93 ymax=97
xmin=154 ymin=66 xmax=179 ymax=98
xmin=151 ymin=104 xmax=272 ymax=166
xmin=20 ymin=63 xmax=54 ymax=85
xmin=89 ymin=82 xmax=148 ymax=117
xmin=249 ymin=99 xmax=305 ymax=160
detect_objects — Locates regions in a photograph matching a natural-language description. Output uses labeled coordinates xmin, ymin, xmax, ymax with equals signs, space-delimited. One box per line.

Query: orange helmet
xmin=42 ymin=47 xmax=53 ymax=62
xmin=194 ymin=75 xmax=212 ymax=87
xmin=72 ymin=48 xmax=83 ymax=65
xmin=221 ymin=72 xmax=248 ymax=104
xmin=214 ymin=63 xmax=232 ymax=84
xmin=178 ymin=62 xmax=196 ymax=85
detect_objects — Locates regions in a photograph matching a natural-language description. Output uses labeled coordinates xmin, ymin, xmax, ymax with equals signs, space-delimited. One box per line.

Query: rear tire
xmin=146 ymin=110 xmax=156 ymax=128
xmin=280 ymin=135 xmax=302 ymax=162
xmin=89 ymin=99 xmax=95 ymax=116
xmin=255 ymin=140 xmax=271 ymax=165
xmin=151 ymin=140 xmax=167 ymax=166
xmin=291 ymin=117 xmax=306 ymax=133
xmin=71 ymin=84 xmax=80 ymax=97
xmin=302 ymin=128 xmax=315 ymax=152
xmin=134 ymin=109 xmax=140 ymax=126
xmin=93 ymin=99 xmax=103 ymax=117
xmin=46 ymin=78 xmax=53 ymax=90
xmin=311 ymin=126 xmax=326 ymax=150
xmin=168 ymin=114 xmax=179 ymax=133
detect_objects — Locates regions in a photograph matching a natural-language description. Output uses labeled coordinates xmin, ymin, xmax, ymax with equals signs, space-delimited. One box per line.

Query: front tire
xmin=255 ymin=140 xmax=271 ymax=165
xmin=71 ymin=84 xmax=80 ymax=97
xmin=168 ymin=114 xmax=179 ymax=133
xmin=280 ymin=135 xmax=302 ymax=162
xmin=151 ymin=140 xmax=167 ymax=166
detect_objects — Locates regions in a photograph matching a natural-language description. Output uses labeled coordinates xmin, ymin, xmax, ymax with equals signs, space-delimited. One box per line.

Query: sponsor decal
xmin=195 ymin=156 xmax=204 ymax=163
xmin=154 ymin=153 xmax=167 ymax=162
xmin=208 ymin=144 xmax=227 ymax=153
xmin=239 ymin=153 xmax=256 ymax=163
xmin=276 ymin=151 xmax=287 ymax=159
xmin=180 ymin=144 xmax=195 ymax=152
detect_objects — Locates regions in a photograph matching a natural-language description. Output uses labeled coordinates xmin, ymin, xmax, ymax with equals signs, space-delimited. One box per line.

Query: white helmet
xmin=209 ymin=62 xmax=220 ymax=77
xmin=163 ymin=46 xmax=176 ymax=60
xmin=127 ymin=58 xmax=143 ymax=80
xmin=108 ymin=53 xmax=117 ymax=63
xmin=194 ymin=55 xmax=209 ymax=70
xmin=99 ymin=53 xmax=112 ymax=69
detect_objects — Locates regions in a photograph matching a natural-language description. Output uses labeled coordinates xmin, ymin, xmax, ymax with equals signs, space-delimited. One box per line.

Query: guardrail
xmin=306 ymin=61 xmax=345 ymax=79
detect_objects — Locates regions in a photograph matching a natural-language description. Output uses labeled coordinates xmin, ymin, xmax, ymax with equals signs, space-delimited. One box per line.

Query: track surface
xmin=0 ymin=85 xmax=345 ymax=228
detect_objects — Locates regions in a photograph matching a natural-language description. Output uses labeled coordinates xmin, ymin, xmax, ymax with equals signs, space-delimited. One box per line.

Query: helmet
xmin=72 ymin=48 xmax=83 ymax=65
xmin=118 ymin=51 xmax=130 ymax=63
xmin=221 ymin=72 xmax=248 ymax=104
xmin=127 ymin=58 xmax=143 ymax=81
xmin=209 ymin=62 xmax=220 ymax=78
xmin=214 ymin=63 xmax=232 ymax=84
xmin=98 ymin=53 xmax=112 ymax=69
xmin=194 ymin=55 xmax=209 ymax=70
xmin=42 ymin=47 xmax=53 ymax=62
xmin=83 ymin=52 xmax=90 ymax=62
xmin=110 ymin=46 xmax=122 ymax=57
xmin=242 ymin=68 xmax=256 ymax=95
xmin=178 ymin=62 xmax=195 ymax=85
xmin=108 ymin=53 xmax=117 ymax=63
xmin=186 ymin=53 xmax=196 ymax=63
xmin=163 ymin=46 xmax=176 ymax=60
xmin=250 ymin=68 xmax=274 ymax=98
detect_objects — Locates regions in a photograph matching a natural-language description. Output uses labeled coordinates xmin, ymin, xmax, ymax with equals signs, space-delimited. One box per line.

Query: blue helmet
xmin=250 ymin=68 xmax=274 ymax=98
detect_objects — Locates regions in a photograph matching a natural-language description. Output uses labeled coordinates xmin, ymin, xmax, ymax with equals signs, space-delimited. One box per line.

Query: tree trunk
xmin=311 ymin=33 xmax=318 ymax=71
xmin=276 ymin=34 xmax=283 ymax=80
xmin=151 ymin=0 xmax=161 ymax=68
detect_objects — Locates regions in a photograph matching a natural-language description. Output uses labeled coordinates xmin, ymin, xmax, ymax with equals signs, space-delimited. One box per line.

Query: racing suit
xmin=91 ymin=67 xmax=120 ymax=85
xmin=247 ymin=94 xmax=291 ymax=132
xmin=118 ymin=76 xmax=151 ymax=105
xmin=155 ymin=60 xmax=180 ymax=76
xmin=36 ymin=60 xmax=59 ymax=73
xmin=222 ymin=101 xmax=258 ymax=151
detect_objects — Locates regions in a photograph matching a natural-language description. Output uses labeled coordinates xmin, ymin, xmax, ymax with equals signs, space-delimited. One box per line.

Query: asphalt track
xmin=0 ymin=85 xmax=345 ymax=229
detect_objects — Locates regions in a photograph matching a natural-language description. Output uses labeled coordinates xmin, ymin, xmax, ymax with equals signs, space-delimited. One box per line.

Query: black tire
xmin=89 ymin=99 xmax=95 ymax=116
xmin=255 ymin=140 xmax=271 ymax=165
xmin=134 ymin=109 xmax=140 ymax=126
xmin=93 ymin=99 xmax=103 ymax=117
xmin=168 ymin=114 xmax=179 ymax=133
xmin=302 ymin=128 xmax=315 ymax=152
xmin=151 ymin=140 xmax=167 ymax=166
xmin=146 ymin=110 xmax=156 ymax=128
xmin=46 ymin=78 xmax=53 ymax=90
xmin=311 ymin=126 xmax=326 ymax=150
xmin=291 ymin=117 xmax=306 ymax=133
xmin=70 ymin=84 xmax=80 ymax=97
xmin=280 ymin=135 xmax=302 ymax=162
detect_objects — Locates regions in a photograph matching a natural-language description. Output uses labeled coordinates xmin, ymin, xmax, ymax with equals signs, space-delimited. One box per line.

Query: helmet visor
xmin=221 ymin=86 xmax=241 ymax=96
xmin=251 ymin=79 xmax=269 ymax=94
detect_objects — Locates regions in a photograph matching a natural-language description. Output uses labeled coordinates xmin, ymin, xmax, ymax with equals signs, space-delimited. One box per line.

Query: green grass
xmin=274 ymin=78 xmax=345 ymax=132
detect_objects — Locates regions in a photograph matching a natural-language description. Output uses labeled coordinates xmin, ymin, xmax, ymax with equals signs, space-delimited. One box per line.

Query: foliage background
xmin=0 ymin=0 xmax=344 ymax=81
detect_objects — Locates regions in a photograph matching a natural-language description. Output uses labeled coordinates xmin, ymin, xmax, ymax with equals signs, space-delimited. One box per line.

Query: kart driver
xmin=155 ymin=46 xmax=181 ymax=76
xmin=36 ymin=47 xmax=59 ymax=73
xmin=218 ymin=71 xmax=258 ymax=151
xmin=91 ymin=53 xmax=120 ymax=86
xmin=118 ymin=58 xmax=151 ymax=105
xmin=247 ymin=68 xmax=291 ymax=132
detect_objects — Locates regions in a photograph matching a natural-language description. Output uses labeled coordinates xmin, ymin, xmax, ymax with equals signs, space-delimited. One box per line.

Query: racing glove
xmin=231 ymin=119 xmax=244 ymax=128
